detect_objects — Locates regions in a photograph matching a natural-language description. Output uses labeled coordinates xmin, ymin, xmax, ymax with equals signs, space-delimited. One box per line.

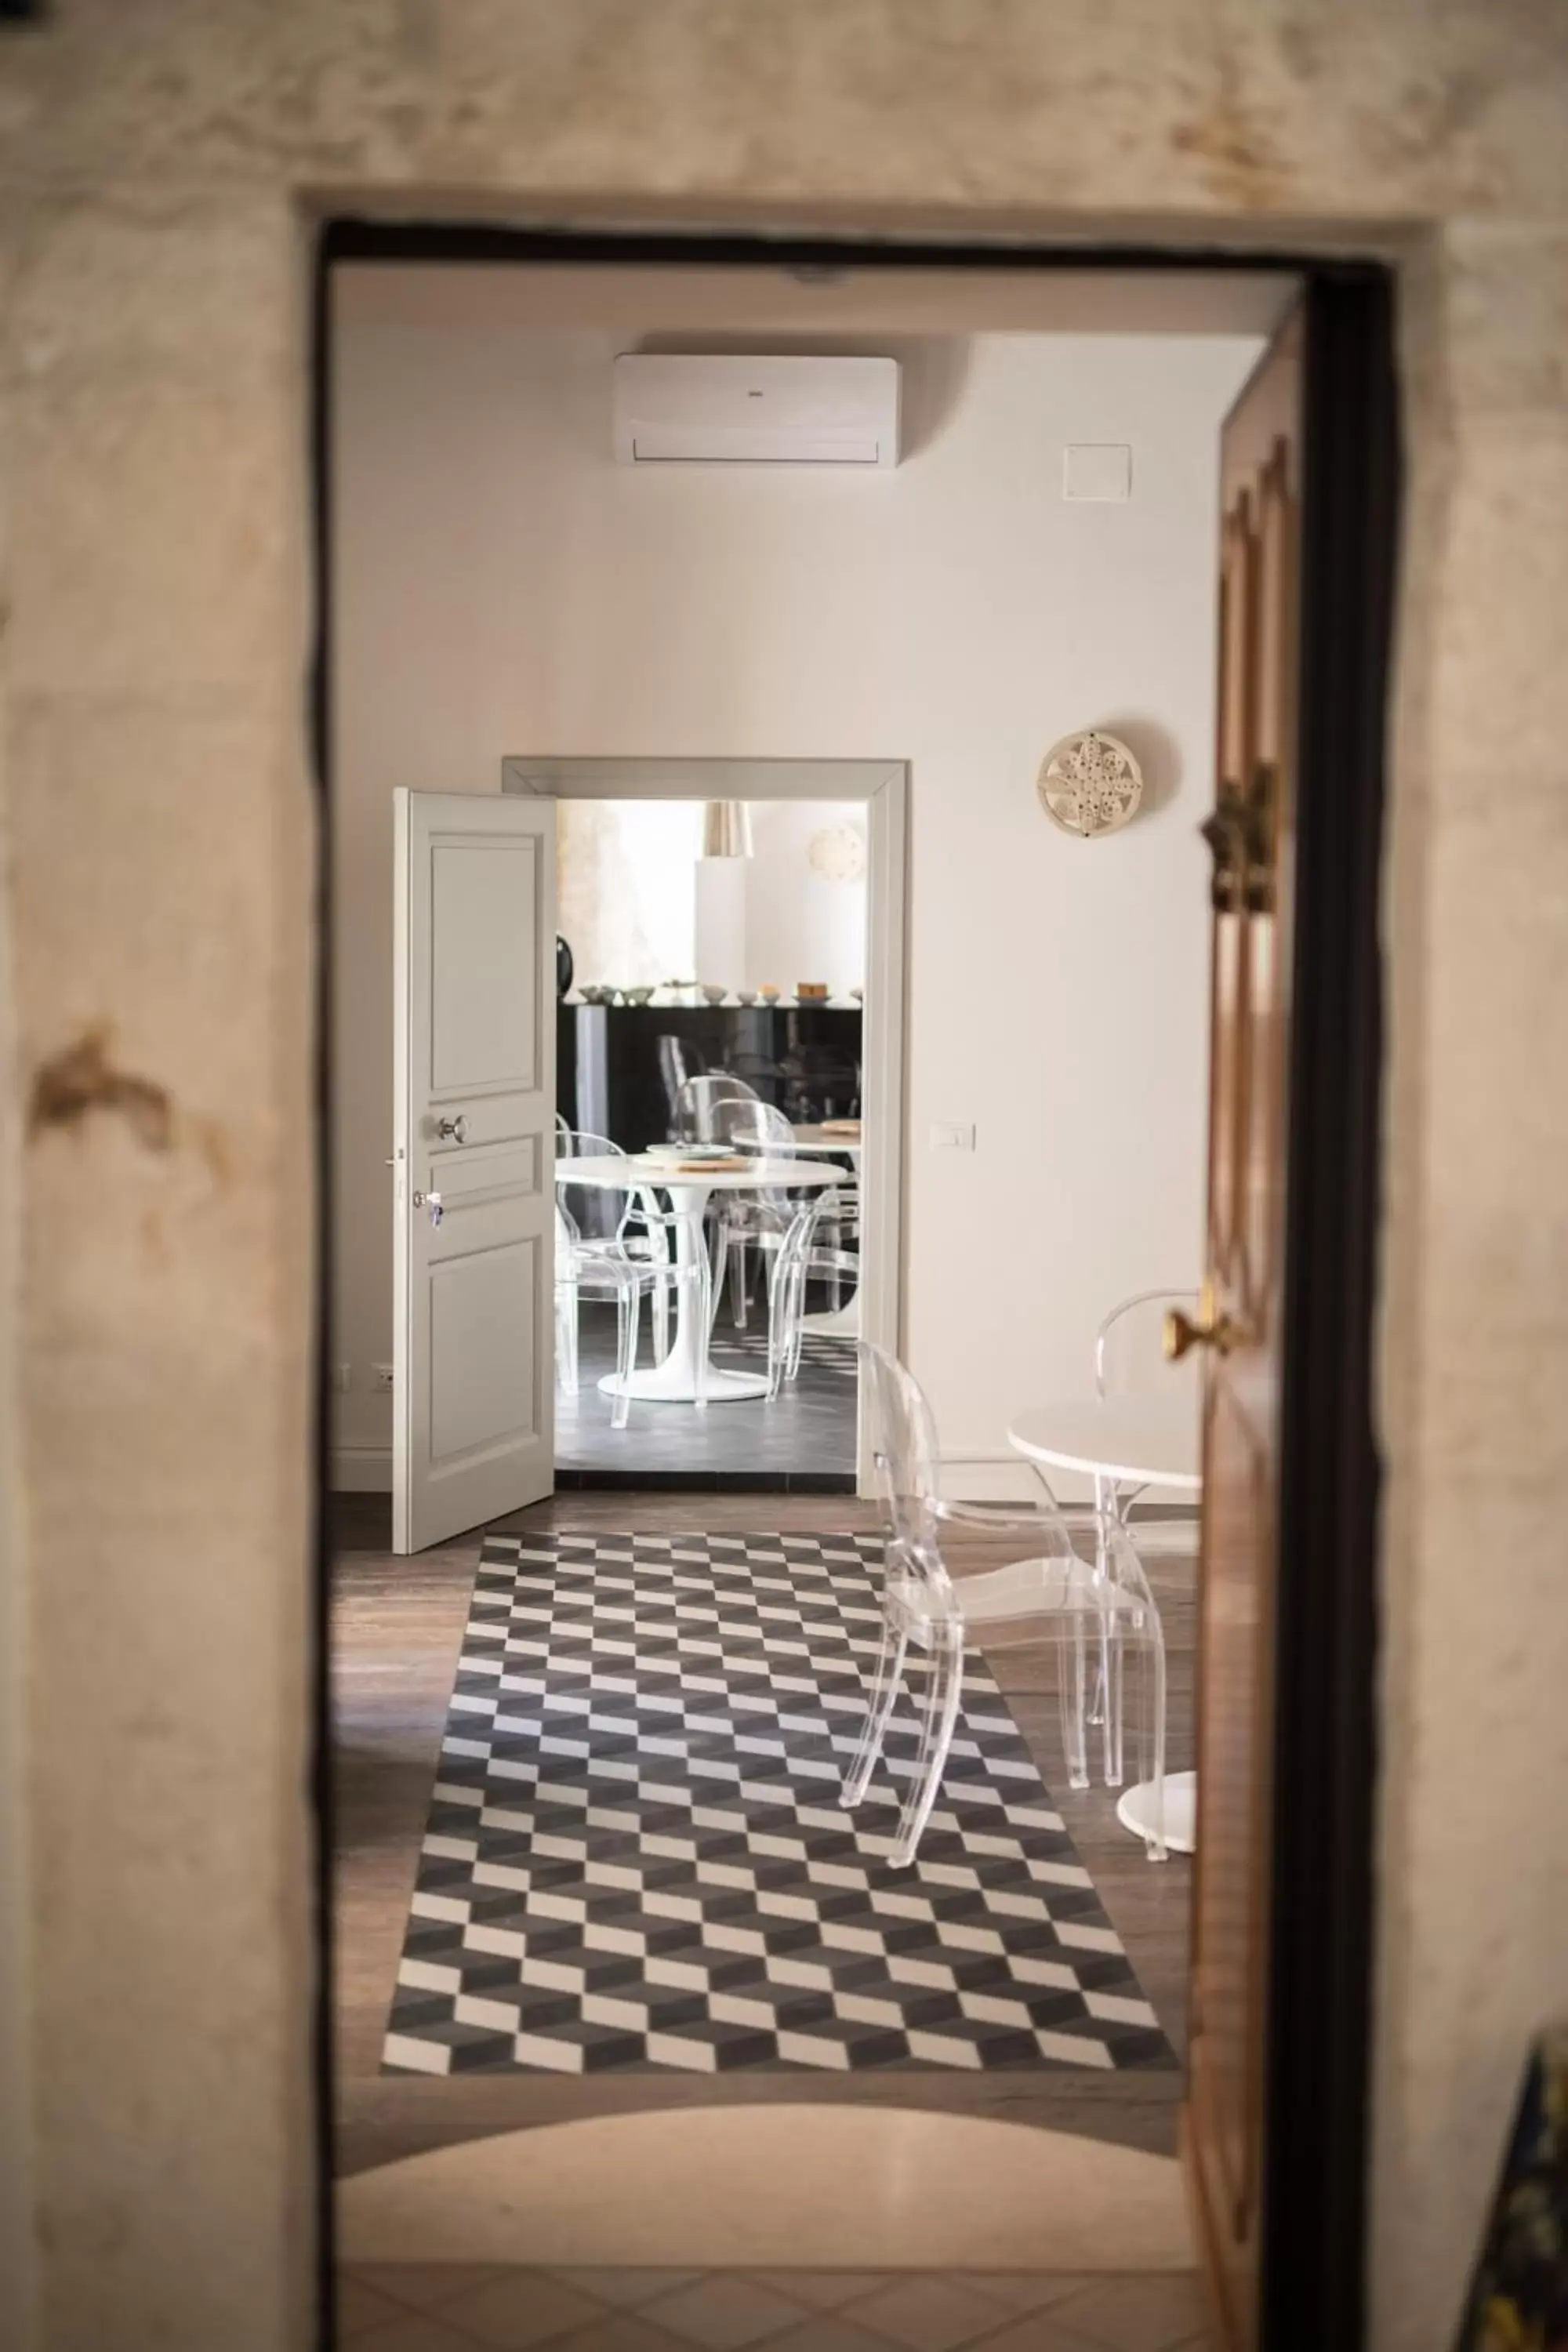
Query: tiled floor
xmin=556 ymin=1301 xmax=857 ymax=1482
xmin=339 ymin=2264 xmax=1210 ymax=2350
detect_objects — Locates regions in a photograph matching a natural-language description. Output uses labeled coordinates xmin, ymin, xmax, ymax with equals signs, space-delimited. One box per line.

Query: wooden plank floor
xmin=332 ymin=1491 xmax=1195 ymax=2179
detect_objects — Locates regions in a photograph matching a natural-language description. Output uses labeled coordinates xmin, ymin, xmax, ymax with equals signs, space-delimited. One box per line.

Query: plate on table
xmin=636 ymin=1152 xmax=750 ymax=1175
xmin=641 ymin=1142 xmax=731 ymax=1163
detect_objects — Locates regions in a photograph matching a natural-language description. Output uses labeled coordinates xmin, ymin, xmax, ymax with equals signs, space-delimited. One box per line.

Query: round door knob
xmin=437 ymin=1115 xmax=467 ymax=1143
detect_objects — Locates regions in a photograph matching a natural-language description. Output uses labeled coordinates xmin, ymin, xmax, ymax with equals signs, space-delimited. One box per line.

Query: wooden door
xmin=392 ymin=789 xmax=557 ymax=1553
xmin=1181 ymin=307 xmax=1304 ymax=2350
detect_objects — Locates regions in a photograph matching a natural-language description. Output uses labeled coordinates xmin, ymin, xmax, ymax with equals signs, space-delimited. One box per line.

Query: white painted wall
xmin=557 ymin=798 xmax=701 ymax=992
xmin=332 ymin=282 xmax=1261 ymax=1479
xmin=554 ymin=797 xmax=867 ymax=1000
xmin=692 ymin=855 xmax=746 ymax=995
xmin=742 ymin=801 xmax=866 ymax=1000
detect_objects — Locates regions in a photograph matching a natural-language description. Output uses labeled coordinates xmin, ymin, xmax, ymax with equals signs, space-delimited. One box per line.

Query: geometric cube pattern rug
xmin=384 ymin=1531 xmax=1175 ymax=2078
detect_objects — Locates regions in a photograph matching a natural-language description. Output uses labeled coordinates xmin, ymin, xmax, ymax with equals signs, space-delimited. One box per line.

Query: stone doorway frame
xmin=312 ymin=225 xmax=1396 ymax=2352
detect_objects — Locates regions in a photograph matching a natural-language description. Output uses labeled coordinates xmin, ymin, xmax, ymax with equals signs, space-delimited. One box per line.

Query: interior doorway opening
xmin=509 ymin=756 xmax=906 ymax=1491
xmin=323 ymin=233 xmax=1392 ymax=2352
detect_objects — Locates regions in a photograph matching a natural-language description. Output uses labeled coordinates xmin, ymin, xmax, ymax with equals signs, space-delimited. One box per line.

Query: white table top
xmin=789 ymin=1123 xmax=863 ymax=1159
xmin=557 ymin=1153 xmax=839 ymax=1193
xmin=736 ymin=1124 xmax=863 ymax=1163
xmin=1007 ymin=1394 xmax=1202 ymax=1490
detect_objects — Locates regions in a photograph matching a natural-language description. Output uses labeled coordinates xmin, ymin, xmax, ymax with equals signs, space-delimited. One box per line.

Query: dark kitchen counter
xmin=557 ymin=1002 xmax=861 ymax=1150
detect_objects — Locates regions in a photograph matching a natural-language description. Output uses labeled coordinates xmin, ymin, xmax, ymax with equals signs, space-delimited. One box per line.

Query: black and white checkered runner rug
xmin=384 ymin=1531 xmax=1174 ymax=2078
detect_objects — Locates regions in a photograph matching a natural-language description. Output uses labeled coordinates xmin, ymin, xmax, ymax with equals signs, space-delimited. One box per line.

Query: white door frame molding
xmin=503 ymin=755 xmax=908 ymax=1494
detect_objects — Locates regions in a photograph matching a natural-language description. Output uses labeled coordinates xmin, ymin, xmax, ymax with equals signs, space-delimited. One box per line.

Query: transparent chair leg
xmin=1104 ymin=1629 xmax=1126 ymax=1788
xmin=1087 ymin=1473 xmax=1114 ymax=1729
xmin=786 ymin=1261 xmax=810 ymax=1387
xmin=610 ymin=1283 xmax=641 ymax=1431
xmin=706 ymin=1215 xmax=730 ymax=1337
xmin=765 ymin=1258 xmax=797 ymax=1399
xmin=652 ymin=1272 xmax=670 ymax=1359
xmin=1057 ymin=1617 xmax=1090 ymax=1791
xmin=690 ymin=1260 xmax=711 ymax=1410
xmin=1139 ymin=1623 xmax=1168 ymax=1862
xmin=890 ymin=1630 xmax=965 ymax=1867
xmin=730 ymin=1231 xmax=749 ymax=1329
xmin=840 ymin=1618 xmax=909 ymax=1809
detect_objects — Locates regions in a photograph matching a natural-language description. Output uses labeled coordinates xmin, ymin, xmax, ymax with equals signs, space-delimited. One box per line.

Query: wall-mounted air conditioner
xmin=612 ymin=354 xmax=901 ymax=468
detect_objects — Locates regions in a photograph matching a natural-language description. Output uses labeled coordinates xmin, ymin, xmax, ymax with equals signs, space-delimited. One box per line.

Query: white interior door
xmin=393 ymin=789 xmax=557 ymax=1553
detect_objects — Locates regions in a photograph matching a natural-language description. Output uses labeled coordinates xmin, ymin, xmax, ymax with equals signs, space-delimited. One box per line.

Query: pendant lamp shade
xmin=700 ymin=800 xmax=753 ymax=858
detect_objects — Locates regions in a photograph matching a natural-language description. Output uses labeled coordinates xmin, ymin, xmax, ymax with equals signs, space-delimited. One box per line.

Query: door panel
xmin=1185 ymin=306 xmax=1303 ymax=2352
xmin=430 ymin=837 xmax=541 ymax=1091
xmin=429 ymin=1241 xmax=539 ymax=1461
xmin=394 ymin=790 xmax=556 ymax=1554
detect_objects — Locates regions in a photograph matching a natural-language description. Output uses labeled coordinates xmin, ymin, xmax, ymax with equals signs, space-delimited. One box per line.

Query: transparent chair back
xmin=709 ymin=1095 xmax=797 ymax=1211
xmin=720 ymin=1095 xmax=793 ymax=1152
xmin=556 ymin=1127 xmax=626 ymax=1244
xmin=859 ymin=1341 xmax=955 ymax=1610
xmin=1095 ymin=1288 xmax=1202 ymax=1400
xmin=658 ymin=1035 xmax=704 ymax=1138
xmin=677 ymin=1072 xmax=760 ymax=1142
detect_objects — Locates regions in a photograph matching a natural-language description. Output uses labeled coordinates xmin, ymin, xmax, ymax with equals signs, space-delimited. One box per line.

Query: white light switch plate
xmin=929 ymin=1122 xmax=976 ymax=1152
xmin=1063 ymin=443 xmax=1132 ymax=501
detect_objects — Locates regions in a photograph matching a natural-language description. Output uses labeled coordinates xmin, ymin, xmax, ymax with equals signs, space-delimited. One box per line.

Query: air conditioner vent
xmin=613 ymin=354 xmax=900 ymax=469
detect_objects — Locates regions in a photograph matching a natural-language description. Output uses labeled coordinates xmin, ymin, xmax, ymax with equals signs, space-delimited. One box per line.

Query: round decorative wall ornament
xmin=1036 ymin=730 xmax=1144 ymax=839
xmin=808 ymin=822 xmax=867 ymax=883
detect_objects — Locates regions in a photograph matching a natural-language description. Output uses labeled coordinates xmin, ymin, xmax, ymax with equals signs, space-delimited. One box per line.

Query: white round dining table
xmin=556 ymin=1153 xmax=838 ymax=1404
xmin=1007 ymin=1393 xmax=1202 ymax=1856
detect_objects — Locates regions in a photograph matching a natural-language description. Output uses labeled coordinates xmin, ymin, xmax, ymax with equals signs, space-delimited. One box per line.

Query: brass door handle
xmin=1164 ymin=1290 xmax=1242 ymax=1361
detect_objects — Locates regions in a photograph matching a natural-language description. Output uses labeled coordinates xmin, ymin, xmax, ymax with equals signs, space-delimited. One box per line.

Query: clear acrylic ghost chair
xmin=554 ymin=1158 xmax=703 ymax=1428
xmin=727 ymin=1095 xmax=860 ymax=1309
xmin=764 ymin=1197 xmax=860 ymax=1390
xmin=841 ymin=1344 xmax=1167 ymax=1867
xmin=555 ymin=1128 xmax=676 ymax=1356
xmin=703 ymin=1094 xmax=806 ymax=1330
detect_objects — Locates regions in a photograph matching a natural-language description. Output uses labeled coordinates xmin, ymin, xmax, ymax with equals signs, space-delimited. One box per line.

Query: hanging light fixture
xmin=699 ymin=800 xmax=753 ymax=858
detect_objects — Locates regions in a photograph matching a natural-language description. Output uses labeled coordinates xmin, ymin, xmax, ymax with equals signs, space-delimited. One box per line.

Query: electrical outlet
xmin=372 ymin=1363 xmax=396 ymax=1391
xmin=928 ymin=1122 xmax=976 ymax=1153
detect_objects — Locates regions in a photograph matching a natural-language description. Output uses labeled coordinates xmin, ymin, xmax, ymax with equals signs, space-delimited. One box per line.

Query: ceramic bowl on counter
xmin=624 ymin=985 xmax=655 ymax=1005
xmin=757 ymin=984 xmax=781 ymax=1004
xmin=578 ymin=984 xmax=608 ymax=1004
xmin=735 ymin=989 xmax=759 ymax=1006
xmin=699 ymin=983 xmax=728 ymax=1005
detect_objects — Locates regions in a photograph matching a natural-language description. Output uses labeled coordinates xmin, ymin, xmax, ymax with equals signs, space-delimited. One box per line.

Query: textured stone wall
xmin=0 ymin=5 xmax=1564 ymax=2349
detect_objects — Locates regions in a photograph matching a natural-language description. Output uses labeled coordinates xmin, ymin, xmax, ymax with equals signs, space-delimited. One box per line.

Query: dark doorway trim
xmin=310 ymin=221 xmax=1393 ymax=2352
xmin=1263 ymin=268 xmax=1396 ymax=2352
